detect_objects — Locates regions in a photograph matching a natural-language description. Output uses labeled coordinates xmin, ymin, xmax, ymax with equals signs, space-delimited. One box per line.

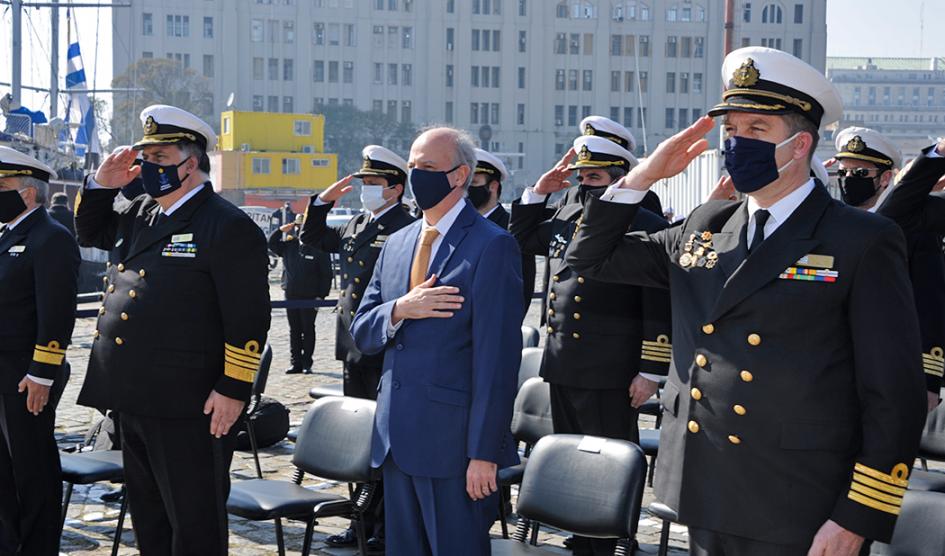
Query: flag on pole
xmin=63 ymin=9 xmax=100 ymax=157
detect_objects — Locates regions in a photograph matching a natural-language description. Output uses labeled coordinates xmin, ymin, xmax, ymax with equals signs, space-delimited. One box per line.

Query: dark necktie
xmin=748 ymin=209 xmax=771 ymax=254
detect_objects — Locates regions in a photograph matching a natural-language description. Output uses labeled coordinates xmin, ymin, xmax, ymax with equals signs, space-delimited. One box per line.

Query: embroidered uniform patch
xmin=779 ymin=266 xmax=838 ymax=283
xmin=161 ymin=242 xmax=197 ymax=258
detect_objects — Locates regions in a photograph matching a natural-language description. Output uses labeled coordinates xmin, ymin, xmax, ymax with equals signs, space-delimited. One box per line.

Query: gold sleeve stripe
xmin=641 ymin=343 xmax=672 ymax=351
xmin=224 ymin=349 xmax=261 ymax=366
xmin=849 ymin=482 xmax=904 ymax=506
xmin=853 ymin=473 xmax=907 ymax=497
xmin=224 ymin=362 xmax=256 ymax=383
xmin=225 ymin=341 xmax=262 ymax=358
xmin=35 ymin=342 xmax=66 ymax=354
xmin=924 ymin=366 xmax=945 ymax=378
xmin=641 ymin=355 xmax=672 ymax=363
xmin=33 ymin=349 xmax=65 ymax=366
xmin=224 ymin=355 xmax=259 ymax=371
xmin=847 ymin=492 xmax=901 ymax=516
xmin=854 ymin=463 xmax=909 ymax=488
xmin=642 ymin=348 xmax=672 ymax=358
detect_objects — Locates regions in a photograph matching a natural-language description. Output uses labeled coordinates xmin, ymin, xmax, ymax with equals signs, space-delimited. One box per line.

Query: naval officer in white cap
xmin=567 ymin=46 xmax=926 ymax=555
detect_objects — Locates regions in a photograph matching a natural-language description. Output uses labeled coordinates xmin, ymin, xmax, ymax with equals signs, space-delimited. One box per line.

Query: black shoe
xmin=302 ymin=367 xmax=313 ymax=375
xmin=325 ymin=528 xmax=358 ymax=547
xmin=366 ymin=536 xmax=385 ymax=555
xmin=285 ymin=366 xmax=304 ymax=375
xmin=100 ymin=488 xmax=124 ymax=503
xmin=563 ymin=535 xmax=574 ymax=549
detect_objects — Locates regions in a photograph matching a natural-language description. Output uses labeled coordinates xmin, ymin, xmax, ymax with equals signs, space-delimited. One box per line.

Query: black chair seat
xmin=227 ymin=479 xmax=346 ymax=521
xmin=491 ymin=539 xmax=564 ymax=555
xmin=648 ymin=501 xmax=678 ymax=522
xmin=308 ymin=383 xmax=344 ymax=400
xmin=908 ymin=469 xmax=945 ymax=493
xmin=499 ymin=460 xmax=528 ymax=486
xmin=60 ymin=450 xmax=124 ymax=484
xmin=639 ymin=429 xmax=659 ymax=456
xmin=639 ymin=398 xmax=662 ymax=418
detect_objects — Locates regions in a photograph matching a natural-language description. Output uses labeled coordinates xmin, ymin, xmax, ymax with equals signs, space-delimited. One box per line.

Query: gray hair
xmin=605 ymin=166 xmax=628 ymax=183
xmin=19 ymin=176 xmax=49 ymax=205
xmin=418 ymin=125 xmax=478 ymax=190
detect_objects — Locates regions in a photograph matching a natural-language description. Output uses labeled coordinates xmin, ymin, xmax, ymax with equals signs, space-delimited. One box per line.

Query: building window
xmin=693 ymin=72 xmax=703 ymax=94
xmin=446 ymin=64 xmax=454 ymax=87
xmin=283 ymin=158 xmax=300 ymax=175
xmin=743 ymin=2 xmax=751 ymax=22
xmin=666 ymin=36 xmax=678 ymax=57
xmin=623 ymin=107 xmax=634 ymax=128
xmin=666 ymin=6 xmax=677 ymax=21
xmin=283 ymin=97 xmax=294 ymax=113
xmin=402 ymin=64 xmax=412 ymax=86
xmin=472 ymin=29 xmax=481 ymax=51
xmin=284 ymin=21 xmax=296 ymax=44
xmin=446 ymin=28 xmax=455 ymax=50
xmin=793 ymin=3 xmax=803 ymax=23
xmin=694 ymin=36 xmax=705 ymax=58
xmin=582 ymin=70 xmax=593 ymax=91
xmin=492 ymin=66 xmax=500 ymax=87
xmin=666 ymin=72 xmax=676 ymax=93
xmin=203 ymin=16 xmax=213 ymax=38
xmin=402 ymin=27 xmax=414 ymax=49
xmin=388 ymin=100 xmax=398 ymax=118
xmin=252 ymin=158 xmax=270 ymax=174
xmin=324 ymin=61 xmax=337 ymax=83
xmin=203 ymin=55 xmax=214 ymax=78
xmin=555 ymin=70 xmax=565 ymax=90
xmin=639 ymin=71 xmax=648 ymax=92
xmin=491 ymin=103 xmax=500 ymax=125
xmin=143 ymin=13 xmax=153 ymax=36
xmin=556 ymin=1 xmax=568 ymax=18
xmin=166 ymin=15 xmax=189 ymax=37
xmin=554 ymin=33 xmax=567 ymax=54
xmin=254 ymin=57 xmax=264 ymax=80
xmin=493 ymin=30 xmax=502 ymax=51
xmin=570 ymin=33 xmax=580 ymax=54
xmin=519 ymin=0 xmax=527 ymax=16
xmin=344 ymin=24 xmax=357 ymax=46
xmin=679 ymin=108 xmax=689 ymax=127
xmin=762 ymin=3 xmax=783 ymax=23
xmin=389 ymin=0 xmax=397 ymax=10
xmin=314 ymin=61 xmax=325 ymax=82
xmin=681 ymin=36 xmax=692 ymax=58
xmin=681 ymin=5 xmax=692 ymax=21
xmin=582 ymin=105 xmax=591 ymax=119
xmin=268 ymin=58 xmax=279 ymax=80
xmin=327 ymin=23 xmax=339 ymax=45
xmin=447 ymin=0 xmax=455 ymax=13
xmin=792 ymin=38 xmax=802 ymax=57
xmin=284 ymin=59 xmax=294 ymax=81
xmin=374 ymin=63 xmax=383 ymax=83
xmin=401 ymin=100 xmax=412 ymax=123
xmin=445 ymin=101 xmax=454 ymax=123
xmin=294 ymin=120 xmax=312 ymax=136
xmin=610 ymin=71 xmax=620 ymax=92
xmin=554 ymin=105 xmax=564 ymax=126
xmin=568 ymin=69 xmax=578 ymax=90
xmin=519 ymin=30 xmax=527 ymax=52
xmin=517 ymin=103 xmax=525 ymax=125
xmin=387 ymin=25 xmax=398 ymax=48
xmin=313 ymin=22 xmax=325 ymax=45
xmin=344 ymin=61 xmax=355 ymax=83
xmin=471 ymin=103 xmax=480 ymax=124
xmin=568 ymin=105 xmax=578 ymax=127
xmin=388 ymin=63 xmax=398 ymax=85
xmin=611 ymin=106 xmax=620 ymax=121
xmin=639 ymin=35 xmax=650 ymax=57
xmin=665 ymin=108 xmax=675 ymax=129
xmin=372 ymin=100 xmax=383 ymax=112
xmin=680 ymin=72 xmax=689 ymax=93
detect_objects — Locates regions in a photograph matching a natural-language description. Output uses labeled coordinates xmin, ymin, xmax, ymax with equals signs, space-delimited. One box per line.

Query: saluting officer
xmin=832 ymin=128 xmax=945 ymax=410
xmin=299 ymin=145 xmax=415 ymax=552
xmin=511 ymin=124 xmax=671 ymax=555
xmin=0 ymin=148 xmax=79 ymax=556
xmin=269 ymin=214 xmax=334 ymax=374
xmin=471 ymin=148 xmax=537 ymax=313
xmin=75 ymin=105 xmax=271 ymax=555
xmin=567 ymin=47 xmax=927 ymax=555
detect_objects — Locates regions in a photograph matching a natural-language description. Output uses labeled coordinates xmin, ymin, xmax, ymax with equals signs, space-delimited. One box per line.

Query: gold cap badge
xmin=583 ymin=125 xmax=595 ymax=136
xmin=360 ymin=155 xmax=372 ymax=171
xmin=846 ymin=135 xmax=866 ymax=153
xmin=577 ymin=145 xmax=592 ymax=161
xmin=143 ymin=115 xmax=158 ymax=135
xmin=732 ymin=58 xmax=761 ymax=88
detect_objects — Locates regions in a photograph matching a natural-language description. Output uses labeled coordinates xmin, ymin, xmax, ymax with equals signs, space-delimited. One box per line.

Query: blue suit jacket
xmin=351 ymin=200 xmax=524 ymax=478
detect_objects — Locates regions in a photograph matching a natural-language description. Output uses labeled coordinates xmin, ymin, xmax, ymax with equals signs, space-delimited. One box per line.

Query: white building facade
xmin=112 ymin=0 xmax=826 ymax=194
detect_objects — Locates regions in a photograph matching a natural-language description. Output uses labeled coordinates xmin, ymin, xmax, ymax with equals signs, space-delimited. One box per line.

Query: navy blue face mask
xmin=140 ymin=157 xmax=191 ymax=199
xmin=723 ymin=133 xmax=799 ymax=193
xmin=409 ymin=165 xmax=462 ymax=210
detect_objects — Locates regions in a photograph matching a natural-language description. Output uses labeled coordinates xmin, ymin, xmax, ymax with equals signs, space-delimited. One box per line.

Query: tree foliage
xmin=316 ymin=104 xmax=418 ymax=178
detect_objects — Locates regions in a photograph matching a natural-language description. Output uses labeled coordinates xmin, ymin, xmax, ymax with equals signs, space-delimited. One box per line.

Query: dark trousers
xmin=689 ymin=527 xmax=872 ymax=556
xmin=286 ymin=299 xmax=317 ymax=370
xmin=382 ymin=455 xmax=496 ymax=556
xmin=343 ymin=361 xmax=384 ymax=538
xmin=120 ymin=413 xmax=235 ymax=556
xmin=0 ymin=390 xmax=61 ymax=556
xmin=549 ymin=383 xmax=640 ymax=556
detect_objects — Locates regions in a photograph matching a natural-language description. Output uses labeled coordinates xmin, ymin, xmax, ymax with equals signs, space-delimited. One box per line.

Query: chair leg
xmin=274 ymin=517 xmax=286 ymax=556
xmin=111 ymin=486 xmax=129 ymax=556
xmin=529 ymin=521 xmax=541 ymax=545
xmin=246 ymin=415 xmax=264 ymax=479
xmin=921 ymin=457 xmax=929 ymax=471
xmin=498 ymin=487 xmax=510 ymax=539
xmin=354 ymin=510 xmax=369 ymax=555
xmin=658 ymin=519 xmax=671 ymax=556
xmin=61 ymin=482 xmax=75 ymax=529
xmin=301 ymin=515 xmax=316 ymax=556
xmin=647 ymin=454 xmax=658 ymax=487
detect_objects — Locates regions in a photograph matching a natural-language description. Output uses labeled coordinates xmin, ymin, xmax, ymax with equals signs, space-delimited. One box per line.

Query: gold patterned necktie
xmin=410 ymin=226 xmax=440 ymax=289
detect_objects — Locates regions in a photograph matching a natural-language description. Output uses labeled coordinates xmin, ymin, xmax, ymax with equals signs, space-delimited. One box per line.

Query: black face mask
xmin=0 ymin=189 xmax=27 ymax=223
xmin=467 ymin=184 xmax=492 ymax=209
xmin=839 ymin=175 xmax=879 ymax=207
xmin=140 ymin=157 xmax=191 ymax=199
xmin=578 ymin=184 xmax=608 ymax=200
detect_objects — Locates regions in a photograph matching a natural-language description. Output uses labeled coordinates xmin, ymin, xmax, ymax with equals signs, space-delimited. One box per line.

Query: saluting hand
xmin=533 ymin=148 xmax=576 ymax=196
xmin=94 ymin=147 xmax=141 ymax=188
xmin=279 ymin=222 xmax=295 ymax=234
xmin=18 ymin=376 xmax=50 ymax=416
xmin=391 ymin=275 xmax=464 ymax=324
xmin=203 ymin=390 xmax=245 ymax=438
xmin=619 ymin=116 xmax=715 ymax=191
xmin=318 ymin=175 xmax=355 ymax=203
xmin=806 ymin=520 xmax=864 ymax=556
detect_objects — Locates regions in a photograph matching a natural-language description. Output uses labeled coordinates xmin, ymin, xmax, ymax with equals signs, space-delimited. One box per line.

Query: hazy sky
xmin=0 ymin=0 xmax=942 ymax=123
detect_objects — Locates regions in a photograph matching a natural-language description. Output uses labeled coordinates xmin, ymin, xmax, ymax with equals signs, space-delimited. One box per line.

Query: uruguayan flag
xmin=63 ymin=15 xmax=100 ymax=158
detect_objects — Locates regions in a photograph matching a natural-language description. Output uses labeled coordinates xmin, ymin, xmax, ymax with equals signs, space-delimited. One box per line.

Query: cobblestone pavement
xmin=55 ymin=269 xmax=688 ymax=555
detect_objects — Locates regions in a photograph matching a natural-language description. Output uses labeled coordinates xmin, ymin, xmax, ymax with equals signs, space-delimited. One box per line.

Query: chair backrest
xmin=518 ymin=347 xmax=544 ymax=390
xmin=292 ymin=397 xmax=376 ymax=483
xmin=252 ymin=344 xmax=274 ymax=398
xmin=871 ymin=490 xmax=945 ymax=555
xmin=516 ymin=434 xmax=647 ymax=539
xmin=510 ymin=378 xmax=554 ymax=446
xmin=521 ymin=325 xmax=540 ymax=349
xmin=919 ymin=402 xmax=945 ymax=461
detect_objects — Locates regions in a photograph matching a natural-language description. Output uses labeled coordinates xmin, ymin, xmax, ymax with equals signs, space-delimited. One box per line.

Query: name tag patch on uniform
xmin=162 ymin=242 xmax=197 ymax=258
xmin=7 ymin=245 xmax=25 ymax=255
xmin=115 ymin=238 xmax=124 ymax=248
xmin=795 ymin=253 xmax=834 ymax=269
xmin=779 ymin=266 xmax=838 ymax=283
xmin=171 ymin=233 xmax=194 ymax=243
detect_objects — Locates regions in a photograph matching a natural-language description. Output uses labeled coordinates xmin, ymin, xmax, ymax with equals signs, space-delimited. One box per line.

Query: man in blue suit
xmin=351 ymin=126 xmax=524 ymax=555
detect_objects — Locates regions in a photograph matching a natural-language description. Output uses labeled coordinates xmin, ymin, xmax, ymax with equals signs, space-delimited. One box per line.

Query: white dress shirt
xmin=482 ymin=204 xmax=500 ymax=220
xmin=6 ymin=207 xmax=54 ymax=386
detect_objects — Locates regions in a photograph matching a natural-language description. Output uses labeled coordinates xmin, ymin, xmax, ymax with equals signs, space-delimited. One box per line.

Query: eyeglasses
xmin=836 ymin=168 xmax=877 ymax=179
